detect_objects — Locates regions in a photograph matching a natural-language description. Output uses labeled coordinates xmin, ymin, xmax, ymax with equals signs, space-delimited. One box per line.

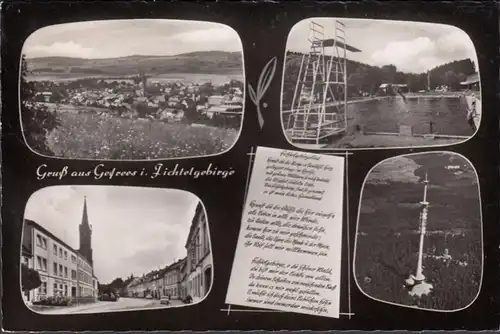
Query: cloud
xmin=24 ymin=186 xmax=200 ymax=283
xmin=22 ymin=20 xmax=242 ymax=58
xmin=370 ymin=28 xmax=476 ymax=73
xmin=173 ymin=27 xmax=238 ymax=44
xmin=24 ymin=41 xmax=96 ymax=58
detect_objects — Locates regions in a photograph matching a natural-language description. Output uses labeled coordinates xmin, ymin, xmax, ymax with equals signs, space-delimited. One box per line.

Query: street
xmin=31 ymin=297 xmax=185 ymax=314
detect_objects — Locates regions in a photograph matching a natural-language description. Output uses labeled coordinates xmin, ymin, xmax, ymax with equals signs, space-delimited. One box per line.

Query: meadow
xmin=354 ymin=153 xmax=482 ymax=310
xmin=45 ymin=112 xmax=239 ymax=160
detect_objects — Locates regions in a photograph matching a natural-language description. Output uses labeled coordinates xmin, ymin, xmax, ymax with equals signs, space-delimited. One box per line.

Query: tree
xmin=21 ymin=263 xmax=42 ymax=292
xmin=20 ymin=54 xmax=60 ymax=155
xmin=381 ymin=64 xmax=397 ymax=83
xmin=443 ymin=70 xmax=461 ymax=91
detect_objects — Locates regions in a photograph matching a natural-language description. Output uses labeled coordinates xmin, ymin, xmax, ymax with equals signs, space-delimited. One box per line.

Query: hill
xmin=282 ymin=51 xmax=476 ymax=107
xmin=26 ymin=51 xmax=243 ymax=76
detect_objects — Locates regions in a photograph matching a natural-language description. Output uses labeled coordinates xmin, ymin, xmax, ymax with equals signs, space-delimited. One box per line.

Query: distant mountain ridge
xmin=26 ymin=51 xmax=243 ymax=76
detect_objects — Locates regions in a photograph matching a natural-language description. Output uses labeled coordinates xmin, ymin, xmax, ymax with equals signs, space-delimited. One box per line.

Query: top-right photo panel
xmin=281 ymin=18 xmax=480 ymax=150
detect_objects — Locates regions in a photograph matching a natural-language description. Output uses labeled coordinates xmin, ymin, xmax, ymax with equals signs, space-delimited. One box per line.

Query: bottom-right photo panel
xmin=354 ymin=151 xmax=482 ymax=312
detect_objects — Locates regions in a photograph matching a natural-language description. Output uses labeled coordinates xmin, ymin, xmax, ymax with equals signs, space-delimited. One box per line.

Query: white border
xmin=351 ymin=151 xmax=484 ymax=312
xmin=18 ymin=19 xmax=246 ymax=161
xmin=224 ymin=148 xmax=354 ymax=318
xmin=19 ymin=185 xmax=215 ymax=315
xmin=279 ymin=17 xmax=482 ymax=151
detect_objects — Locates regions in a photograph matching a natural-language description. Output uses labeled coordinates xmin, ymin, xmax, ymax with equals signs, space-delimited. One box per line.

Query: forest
xmin=282 ymin=52 xmax=476 ymax=108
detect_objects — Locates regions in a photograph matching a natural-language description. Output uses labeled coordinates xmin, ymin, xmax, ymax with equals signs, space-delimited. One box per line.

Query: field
xmin=354 ymin=153 xmax=482 ymax=310
xmin=27 ymin=73 xmax=244 ymax=86
xmin=44 ymin=112 xmax=239 ymax=159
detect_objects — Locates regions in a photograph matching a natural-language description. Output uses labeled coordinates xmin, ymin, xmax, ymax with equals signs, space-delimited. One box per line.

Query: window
xmin=53 ymin=283 xmax=57 ymax=293
xmin=53 ymin=262 xmax=58 ymax=275
xmin=71 ymin=255 xmax=76 ymax=263
xmin=41 ymin=282 xmax=47 ymax=294
xmin=64 ymin=266 xmax=68 ymax=278
xmin=59 ymin=248 xmax=63 ymax=258
xmin=202 ymin=214 xmax=209 ymax=254
xmin=36 ymin=234 xmax=47 ymax=249
xmin=64 ymin=285 xmax=68 ymax=296
xmin=196 ymin=233 xmax=201 ymax=262
xmin=59 ymin=264 xmax=63 ymax=277
xmin=71 ymin=269 xmax=77 ymax=280
xmin=53 ymin=244 xmax=57 ymax=255
xmin=42 ymin=258 xmax=47 ymax=271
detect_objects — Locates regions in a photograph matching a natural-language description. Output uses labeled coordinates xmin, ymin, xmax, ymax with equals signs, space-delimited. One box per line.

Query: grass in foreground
xmin=45 ymin=113 xmax=239 ymax=159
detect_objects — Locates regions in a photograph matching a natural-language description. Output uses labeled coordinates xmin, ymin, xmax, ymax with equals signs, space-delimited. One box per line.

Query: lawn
xmin=45 ymin=112 xmax=239 ymax=159
xmin=354 ymin=153 xmax=482 ymax=310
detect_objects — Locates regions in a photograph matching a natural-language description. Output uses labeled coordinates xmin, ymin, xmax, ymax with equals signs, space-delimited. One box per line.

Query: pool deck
xmin=325 ymin=133 xmax=467 ymax=149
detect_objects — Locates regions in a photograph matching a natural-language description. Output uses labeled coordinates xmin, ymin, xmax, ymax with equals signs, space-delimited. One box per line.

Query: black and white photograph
xmin=353 ymin=152 xmax=482 ymax=311
xmin=21 ymin=186 xmax=213 ymax=314
xmin=20 ymin=19 xmax=244 ymax=160
xmin=281 ymin=18 xmax=481 ymax=149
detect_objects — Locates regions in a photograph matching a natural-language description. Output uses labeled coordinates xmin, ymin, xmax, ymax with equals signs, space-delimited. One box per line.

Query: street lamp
xmin=405 ymin=171 xmax=433 ymax=297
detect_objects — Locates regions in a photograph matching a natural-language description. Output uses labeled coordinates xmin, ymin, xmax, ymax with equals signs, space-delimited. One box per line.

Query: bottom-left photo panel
xmin=20 ymin=185 xmax=213 ymax=314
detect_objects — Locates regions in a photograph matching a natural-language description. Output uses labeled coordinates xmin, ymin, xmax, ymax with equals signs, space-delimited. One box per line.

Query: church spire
xmin=82 ymin=196 xmax=90 ymax=227
xmin=79 ymin=195 xmax=93 ymax=265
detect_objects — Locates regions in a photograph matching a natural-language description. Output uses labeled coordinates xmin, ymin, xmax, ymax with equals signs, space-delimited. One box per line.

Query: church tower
xmin=79 ymin=196 xmax=93 ymax=266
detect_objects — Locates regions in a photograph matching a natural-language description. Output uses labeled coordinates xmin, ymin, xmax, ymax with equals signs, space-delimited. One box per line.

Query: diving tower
xmin=284 ymin=20 xmax=361 ymax=147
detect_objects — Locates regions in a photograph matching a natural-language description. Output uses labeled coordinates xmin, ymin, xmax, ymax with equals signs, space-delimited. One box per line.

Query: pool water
xmin=348 ymin=96 xmax=476 ymax=136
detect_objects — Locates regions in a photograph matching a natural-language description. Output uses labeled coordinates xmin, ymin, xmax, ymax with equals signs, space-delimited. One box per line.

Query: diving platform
xmin=283 ymin=19 xmax=362 ymax=145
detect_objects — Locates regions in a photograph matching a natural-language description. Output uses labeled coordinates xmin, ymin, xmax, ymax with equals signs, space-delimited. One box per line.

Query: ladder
xmin=289 ymin=21 xmax=325 ymax=139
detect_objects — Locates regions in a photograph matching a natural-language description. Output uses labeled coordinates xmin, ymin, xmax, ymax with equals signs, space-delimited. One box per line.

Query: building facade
xmin=162 ymin=258 xmax=185 ymax=300
xmin=123 ymin=201 xmax=212 ymax=304
xmin=183 ymin=202 xmax=212 ymax=303
xmin=21 ymin=197 xmax=98 ymax=303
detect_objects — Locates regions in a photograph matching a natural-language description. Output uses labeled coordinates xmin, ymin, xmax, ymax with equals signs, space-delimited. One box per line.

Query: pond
xmin=349 ymin=96 xmax=475 ymax=136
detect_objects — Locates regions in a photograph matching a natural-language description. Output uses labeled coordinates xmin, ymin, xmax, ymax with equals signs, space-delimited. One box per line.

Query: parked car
xmin=182 ymin=295 xmax=193 ymax=304
xmin=160 ymin=296 xmax=170 ymax=305
xmin=98 ymin=293 xmax=118 ymax=302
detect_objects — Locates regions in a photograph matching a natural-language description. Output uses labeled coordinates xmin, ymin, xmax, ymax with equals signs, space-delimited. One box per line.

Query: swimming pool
xmin=347 ymin=96 xmax=476 ymax=136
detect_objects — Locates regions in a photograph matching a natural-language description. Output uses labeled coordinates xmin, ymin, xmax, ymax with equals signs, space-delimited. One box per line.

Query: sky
xmin=24 ymin=186 xmax=201 ymax=283
xmin=23 ymin=19 xmax=242 ymax=59
xmin=287 ymin=18 xmax=478 ymax=74
xmin=366 ymin=153 xmax=476 ymax=186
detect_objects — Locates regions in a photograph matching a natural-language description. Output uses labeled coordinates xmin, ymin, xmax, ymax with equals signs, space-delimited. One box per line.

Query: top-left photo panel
xmin=19 ymin=19 xmax=245 ymax=160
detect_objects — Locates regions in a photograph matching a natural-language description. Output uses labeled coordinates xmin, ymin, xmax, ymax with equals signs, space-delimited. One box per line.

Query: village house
xmin=183 ymin=202 xmax=212 ymax=303
xmin=21 ymin=197 xmax=98 ymax=304
xmin=162 ymin=258 xmax=185 ymax=300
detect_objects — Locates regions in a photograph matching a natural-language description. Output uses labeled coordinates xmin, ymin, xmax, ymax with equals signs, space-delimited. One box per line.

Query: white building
xmin=21 ymin=197 xmax=98 ymax=303
xmin=183 ymin=202 xmax=212 ymax=303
